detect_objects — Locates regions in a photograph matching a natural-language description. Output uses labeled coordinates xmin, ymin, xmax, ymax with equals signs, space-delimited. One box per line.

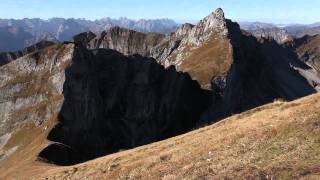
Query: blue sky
xmin=0 ymin=0 xmax=319 ymax=24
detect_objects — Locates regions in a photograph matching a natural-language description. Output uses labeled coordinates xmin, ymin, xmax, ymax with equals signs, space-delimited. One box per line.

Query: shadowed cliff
xmin=38 ymin=46 xmax=211 ymax=165
xmin=199 ymin=21 xmax=317 ymax=123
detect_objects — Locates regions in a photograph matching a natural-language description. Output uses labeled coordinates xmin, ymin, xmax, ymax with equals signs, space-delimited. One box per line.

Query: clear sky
xmin=0 ymin=0 xmax=319 ymax=24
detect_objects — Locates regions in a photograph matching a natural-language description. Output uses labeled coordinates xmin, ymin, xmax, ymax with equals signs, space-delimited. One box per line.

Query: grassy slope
xmin=0 ymin=44 xmax=73 ymax=179
xmin=179 ymin=38 xmax=232 ymax=88
xmin=0 ymin=92 xmax=319 ymax=179
xmin=20 ymin=93 xmax=319 ymax=180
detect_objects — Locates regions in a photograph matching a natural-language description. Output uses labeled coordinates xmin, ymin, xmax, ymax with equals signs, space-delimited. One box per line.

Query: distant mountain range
xmin=1 ymin=18 xmax=320 ymax=53
xmin=240 ymin=22 xmax=320 ymax=43
xmin=0 ymin=17 xmax=178 ymax=52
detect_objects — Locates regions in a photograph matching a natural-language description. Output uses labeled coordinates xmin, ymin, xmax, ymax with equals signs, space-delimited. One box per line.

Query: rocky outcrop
xmin=152 ymin=8 xmax=230 ymax=65
xmin=71 ymin=31 xmax=96 ymax=47
xmin=282 ymin=35 xmax=320 ymax=90
xmin=288 ymin=35 xmax=320 ymax=71
xmin=146 ymin=8 xmax=234 ymax=89
xmin=174 ymin=23 xmax=194 ymax=38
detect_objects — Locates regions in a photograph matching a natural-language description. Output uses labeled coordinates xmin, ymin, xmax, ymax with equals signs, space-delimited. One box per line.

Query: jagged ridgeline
xmin=0 ymin=8 xmax=319 ymax=167
xmin=0 ymin=18 xmax=178 ymax=52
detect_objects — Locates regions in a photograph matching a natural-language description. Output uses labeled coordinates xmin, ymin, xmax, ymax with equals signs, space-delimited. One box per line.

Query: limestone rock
xmin=0 ymin=43 xmax=74 ymax=136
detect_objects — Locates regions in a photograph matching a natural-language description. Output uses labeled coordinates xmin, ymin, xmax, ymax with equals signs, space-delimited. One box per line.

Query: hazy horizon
xmin=0 ymin=0 xmax=320 ymax=24
xmin=0 ymin=17 xmax=318 ymax=27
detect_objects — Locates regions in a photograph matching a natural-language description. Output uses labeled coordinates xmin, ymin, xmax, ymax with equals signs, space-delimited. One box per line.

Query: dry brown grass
xmin=0 ymin=93 xmax=310 ymax=179
xmin=0 ymin=116 xmax=58 ymax=179
xmin=178 ymin=38 xmax=232 ymax=87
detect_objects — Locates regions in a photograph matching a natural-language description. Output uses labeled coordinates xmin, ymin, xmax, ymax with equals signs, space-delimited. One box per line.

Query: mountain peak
xmin=183 ymin=8 xmax=228 ymax=46
xmin=203 ymin=8 xmax=226 ymax=26
xmin=214 ymin=8 xmax=225 ymax=19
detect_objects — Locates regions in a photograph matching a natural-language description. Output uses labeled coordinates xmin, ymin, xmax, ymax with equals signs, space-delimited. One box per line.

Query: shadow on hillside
xmin=38 ymin=47 xmax=211 ymax=165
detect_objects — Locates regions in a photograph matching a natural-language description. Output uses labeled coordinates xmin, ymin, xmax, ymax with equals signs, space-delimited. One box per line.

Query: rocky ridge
xmin=151 ymin=8 xmax=230 ymax=66
xmin=289 ymin=35 xmax=320 ymax=70
xmin=85 ymin=8 xmax=232 ymax=88
xmin=0 ymin=41 xmax=55 ymax=66
xmin=87 ymin=26 xmax=165 ymax=56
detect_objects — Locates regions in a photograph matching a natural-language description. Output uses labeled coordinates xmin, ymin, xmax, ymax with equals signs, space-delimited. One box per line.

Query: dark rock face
xmin=71 ymin=31 xmax=97 ymax=47
xmin=39 ymin=47 xmax=210 ymax=165
xmin=0 ymin=40 xmax=55 ymax=66
xmin=288 ymin=35 xmax=320 ymax=72
xmin=201 ymin=21 xmax=317 ymax=122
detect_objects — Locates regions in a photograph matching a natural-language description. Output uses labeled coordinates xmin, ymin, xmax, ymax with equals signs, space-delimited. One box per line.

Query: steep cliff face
xmin=202 ymin=22 xmax=318 ymax=121
xmin=289 ymin=35 xmax=320 ymax=72
xmin=0 ymin=42 xmax=210 ymax=165
xmin=38 ymin=47 xmax=209 ymax=165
